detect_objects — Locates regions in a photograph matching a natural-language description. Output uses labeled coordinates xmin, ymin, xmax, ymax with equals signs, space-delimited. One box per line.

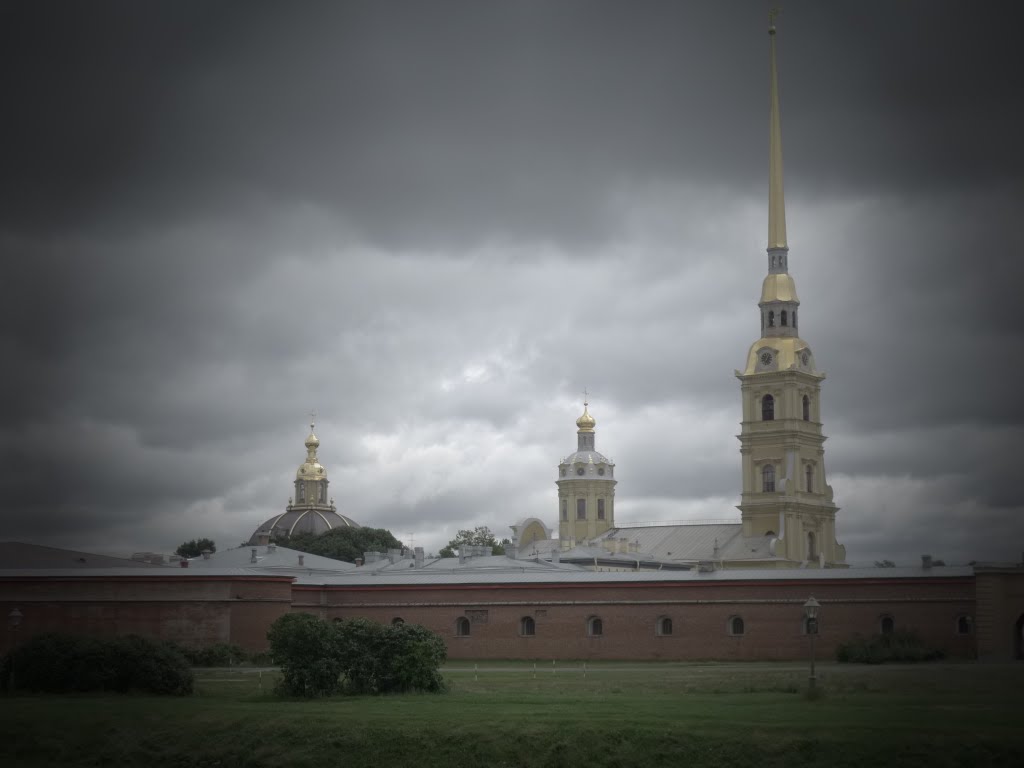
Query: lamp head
xmin=803 ymin=596 xmax=820 ymax=619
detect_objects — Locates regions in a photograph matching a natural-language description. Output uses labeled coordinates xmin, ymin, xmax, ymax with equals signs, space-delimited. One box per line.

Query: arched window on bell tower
xmin=298 ymin=483 xmax=306 ymax=503
xmin=805 ymin=464 xmax=814 ymax=493
xmin=768 ymin=310 xmax=775 ymax=327
xmin=807 ymin=531 xmax=817 ymax=560
xmin=762 ymin=464 xmax=775 ymax=492
xmin=802 ymin=395 xmax=810 ymax=421
xmin=761 ymin=394 xmax=775 ymax=421
xmin=781 ymin=309 xmax=788 ymax=326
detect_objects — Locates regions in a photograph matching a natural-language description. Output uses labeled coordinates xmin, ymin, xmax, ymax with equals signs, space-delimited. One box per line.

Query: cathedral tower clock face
xmin=760 ymin=351 xmax=773 ymax=367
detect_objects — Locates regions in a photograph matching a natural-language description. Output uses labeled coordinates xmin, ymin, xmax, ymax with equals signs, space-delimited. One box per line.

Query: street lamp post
xmin=7 ymin=608 xmax=22 ymax=693
xmin=803 ymin=597 xmax=820 ymax=692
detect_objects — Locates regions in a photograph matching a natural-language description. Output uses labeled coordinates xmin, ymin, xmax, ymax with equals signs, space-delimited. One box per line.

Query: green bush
xmin=267 ymin=613 xmax=344 ymax=697
xmin=266 ymin=614 xmax=447 ymax=698
xmin=372 ymin=622 xmax=447 ymax=694
xmin=1 ymin=633 xmax=193 ymax=695
xmin=836 ymin=630 xmax=945 ymax=664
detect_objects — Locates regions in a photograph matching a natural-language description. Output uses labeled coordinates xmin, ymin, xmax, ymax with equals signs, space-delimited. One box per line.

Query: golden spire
xmin=768 ymin=8 xmax=788 ymax=251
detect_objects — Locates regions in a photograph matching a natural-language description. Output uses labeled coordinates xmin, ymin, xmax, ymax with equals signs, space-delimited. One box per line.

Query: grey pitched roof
xmin=0 ymin=541 xmax=166 ymax=569
xmin=185 ymin=544 xmax=356 ymax=573
xmin=593 ymin=523 xmax=781 ymax=563
xmin=294 ymin=564 xmax=974 ymax=587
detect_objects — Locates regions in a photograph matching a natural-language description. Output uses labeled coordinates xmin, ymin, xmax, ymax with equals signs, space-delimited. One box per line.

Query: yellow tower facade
xmin=557 ymin=402 xmax=616 ymax=547
xmin=735 ymin=17 xmax=846 ymax=567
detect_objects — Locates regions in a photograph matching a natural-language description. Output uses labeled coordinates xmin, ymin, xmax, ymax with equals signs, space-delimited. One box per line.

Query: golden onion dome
xmin=296 ymin=422 xmax=327 ymax=479
xmin=576 ymin=403 xmax=596 ymax=433
xmin=760 ymin=273 xmax=799 ymax=304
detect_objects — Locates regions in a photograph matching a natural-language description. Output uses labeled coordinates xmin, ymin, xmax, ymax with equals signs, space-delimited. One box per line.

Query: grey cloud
xmin=1 ymin=1 xmax=1020 ymax=565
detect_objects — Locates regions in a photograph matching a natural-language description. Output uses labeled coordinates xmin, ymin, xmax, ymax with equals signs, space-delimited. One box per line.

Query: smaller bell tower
xmin=557 ymin=399 xmax=616 ymax=547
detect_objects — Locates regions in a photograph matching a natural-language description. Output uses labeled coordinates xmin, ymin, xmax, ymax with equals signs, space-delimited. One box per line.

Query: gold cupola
xmin=576 ymin=402 xmax=596 ymax=433
xmin=296 ymin=422 xmax=326 ymax=480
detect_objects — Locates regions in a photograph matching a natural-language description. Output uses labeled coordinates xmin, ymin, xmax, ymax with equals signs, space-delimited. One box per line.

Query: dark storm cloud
xmin=5 ymin=2 xmax=1020 ymax=245
xmin=0 ymin=1 xmax=1020 ymax=560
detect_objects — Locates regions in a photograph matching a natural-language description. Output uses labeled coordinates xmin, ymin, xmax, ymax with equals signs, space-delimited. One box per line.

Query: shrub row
xmin=1 ymin=633 xmax=194 ymax=695
xmin=836 ymin=630 xmax=945 ymax=664
xmin=267 ymin=613 xmax=447 ymax=697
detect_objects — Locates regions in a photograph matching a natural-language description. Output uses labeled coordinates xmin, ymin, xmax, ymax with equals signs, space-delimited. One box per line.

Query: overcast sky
xmin=1 ymin=0 xmax=1021 ymax=565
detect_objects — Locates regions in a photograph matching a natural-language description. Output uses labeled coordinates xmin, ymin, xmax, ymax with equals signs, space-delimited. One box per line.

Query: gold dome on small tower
xmin=576 ymin=402 xmax=596 ymax=433
xmin=304 ymin=424 xmax=320 ymax=451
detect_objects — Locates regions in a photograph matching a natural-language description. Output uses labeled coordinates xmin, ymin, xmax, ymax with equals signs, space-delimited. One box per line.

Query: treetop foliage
xmin=276 ymin=526 xmax=403 ymax=563
xmin=438 ymin=526 xmax=507 ymax=557
xmin=176 ymin=538 xmax=216 ymax=558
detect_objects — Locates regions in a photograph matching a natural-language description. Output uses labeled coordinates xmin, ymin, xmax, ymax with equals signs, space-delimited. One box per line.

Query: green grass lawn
xmin=2 ymin=662 xmax=1022 ymax=767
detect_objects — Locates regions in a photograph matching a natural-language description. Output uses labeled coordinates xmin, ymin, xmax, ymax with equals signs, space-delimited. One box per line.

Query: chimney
xmin=551 ymin=546 xmax=560 ymax=564
xmin=298 ymin=555 xmax=304 ymax=567
xmin=201 ymin=549 xmax=212 ymax=560
xmin=267 ymin=543 xmax=276 ymax=554
xmin=388 ymin=548 xmax=401 ymax=564
xmin=250 ymin=548 xmax=258 ymax=564
xmin=355 ymin=557 xmax=363 ymax=567
xmin=363 ymin=551 xmax=377 ymax=564
xmin=506 ymin=541 xmax=518 ymax=560
xmin=255 ymin=531 xmax=270 ymax=546
xmin=414 ymin=547 xmax=424 ymax=568
xmin=458 ymin=547 xmax=466 ymax=565
xmin=922 ymin=554 xmax=933 ymax=569
xmin=180 ymin=559 xmax=189 ymax=568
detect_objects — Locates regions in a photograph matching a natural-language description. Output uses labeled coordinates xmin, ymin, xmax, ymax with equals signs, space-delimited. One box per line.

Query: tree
xmin=278 ymin=526 xmax=403 ymax=563
xmin=176 ymin=538 xmax=216 ymax=558
xmin=438 ymin=526 xmax=505 ymax=557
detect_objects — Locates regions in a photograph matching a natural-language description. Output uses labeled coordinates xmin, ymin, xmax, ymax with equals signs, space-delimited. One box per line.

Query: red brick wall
xmin=0 ymin=575 xmax=293 ymax=654
xmin=291 ymin=576 xmax=977 ymax=661
xmin=0 ymin=573 xmax=987 ymax=659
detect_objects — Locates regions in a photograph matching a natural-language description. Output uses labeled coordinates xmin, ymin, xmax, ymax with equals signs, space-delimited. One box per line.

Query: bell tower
xmin=735 ymin=15 xmax=845 ymax=567
xmin=557 ymin=399 xmax=616 ymax=547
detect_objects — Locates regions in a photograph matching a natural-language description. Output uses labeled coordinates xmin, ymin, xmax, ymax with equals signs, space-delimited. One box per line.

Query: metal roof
xmin=0 ymin=541 xmax=166 ymax=569
xmin=0 ymin=567 xmax=294 ymax=579
xmin=294 ymin=565 xmax=974 ymax=587
xmin=185 ymin=544 xmax=356 ymax=572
